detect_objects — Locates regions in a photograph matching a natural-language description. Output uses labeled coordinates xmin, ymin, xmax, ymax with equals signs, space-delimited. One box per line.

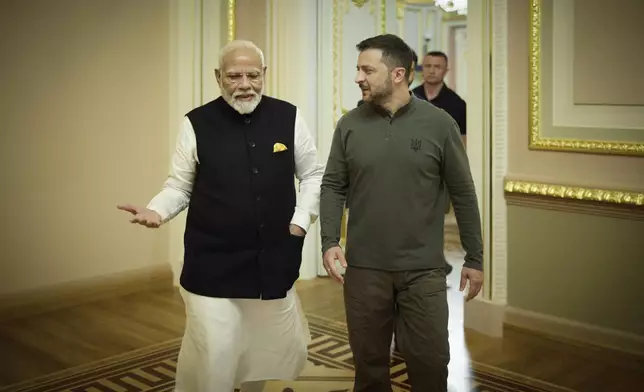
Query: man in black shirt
xmin=412 ymin=51 xmax=467 ymax=146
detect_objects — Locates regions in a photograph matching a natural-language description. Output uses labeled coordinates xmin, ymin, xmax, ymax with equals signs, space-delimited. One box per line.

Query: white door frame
xmin=465 ymin=0 xmax=509 ymax=305
xmin=313 ymin=0 xmax=508 ymax=306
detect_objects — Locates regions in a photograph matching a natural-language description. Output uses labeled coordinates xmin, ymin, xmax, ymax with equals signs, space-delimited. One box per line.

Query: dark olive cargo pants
xmin=344 ymin=266 xmax=449 ymax=392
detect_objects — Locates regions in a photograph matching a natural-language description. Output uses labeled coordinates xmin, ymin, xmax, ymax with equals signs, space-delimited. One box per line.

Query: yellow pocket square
xmin=273 ymin=142 xmax=288 ymax=153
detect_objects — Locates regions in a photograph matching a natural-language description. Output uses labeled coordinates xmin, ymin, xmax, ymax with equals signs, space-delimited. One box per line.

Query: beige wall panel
xmin=0 ymin=0 xmax=171 ymax=294
xmin=507 ymin=205 xmax=644 ymax=336
xmin=573 ymin=0 xmax=644 ymax=106
xmin=235 ymin=0 xmax=268 ymax=57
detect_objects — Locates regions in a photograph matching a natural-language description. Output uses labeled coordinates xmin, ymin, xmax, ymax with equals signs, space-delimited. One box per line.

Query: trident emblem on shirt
xmin=411 ymin=138 xmax=422 ymax=152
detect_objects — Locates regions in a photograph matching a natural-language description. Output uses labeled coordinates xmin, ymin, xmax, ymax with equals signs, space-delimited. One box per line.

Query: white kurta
xmin=175 ymin=287 xmax=311 ymax=392
xmin=143 ymin=102 xmax=324 ymax=391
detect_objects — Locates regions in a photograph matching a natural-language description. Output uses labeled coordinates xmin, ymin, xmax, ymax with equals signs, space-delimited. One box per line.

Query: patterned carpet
xmin=1 ymin=315 xmax=575 ymax=392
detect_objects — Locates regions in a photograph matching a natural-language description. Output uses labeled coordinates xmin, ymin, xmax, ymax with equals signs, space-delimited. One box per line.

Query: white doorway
xmin=313 ymin=0 xmax=504 ymax=304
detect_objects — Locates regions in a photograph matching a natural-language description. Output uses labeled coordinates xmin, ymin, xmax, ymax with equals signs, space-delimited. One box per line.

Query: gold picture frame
xmin=227 ymin=0 xmax=236 ymax=42
xmin=528 ymin=0 xmax=644 ymax=156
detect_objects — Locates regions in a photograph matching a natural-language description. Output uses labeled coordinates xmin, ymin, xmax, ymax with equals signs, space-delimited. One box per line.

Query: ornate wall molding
xmin=504 ymin=179 xmax=644 ymax=207
xmin=528 ymin=0 xmax=644 ymax=156
xmin=380 ymin=0 xmax=387 ymax=33
xmin=227 ymin=0 xmax=236 ymax=41
xmin=505 ymin=192 xmax=644 ymax=221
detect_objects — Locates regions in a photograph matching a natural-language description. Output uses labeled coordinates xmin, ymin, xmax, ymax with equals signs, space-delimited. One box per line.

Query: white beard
xmin=221 ymin=87 xmax=263 ymax=115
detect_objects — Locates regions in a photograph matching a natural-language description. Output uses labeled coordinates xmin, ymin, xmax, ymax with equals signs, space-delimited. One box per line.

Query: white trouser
xmin=174 ymin=287 xmax=310 ymax=392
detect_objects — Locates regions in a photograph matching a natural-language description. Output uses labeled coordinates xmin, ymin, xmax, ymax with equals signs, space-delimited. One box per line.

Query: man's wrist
xmin=463 ymin=261 xmax=483 ymax=271
xmin=321 ymin=241 xmax=340 ymax=254
xmin=290 ymin=211 xmax=311 ymax=233
xmin=289 ymin=223 xmax=306 ymax=236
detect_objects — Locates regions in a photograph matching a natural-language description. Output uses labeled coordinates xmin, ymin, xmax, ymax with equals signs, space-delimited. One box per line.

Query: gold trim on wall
xmin=381 ymin=0 xmax=387 ymax=33
xmin=266 ymin=0 xmax=274 ymax=95
xmin=333 ymin=0 xmax=340 ymax=125
xmin=227 ymin=0 xmax=236 ymax=42
xmin=504 ymin=179 xmax=644 ymax=206
xmin=528 ymin=0 xmax=644 ymax=156
xmin=396 ymin=0 xmax=405 ymax=20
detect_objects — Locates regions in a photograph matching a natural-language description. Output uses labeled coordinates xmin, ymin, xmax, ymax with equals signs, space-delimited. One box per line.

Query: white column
xmin=462 ymin=0 xmax=508 ymax=338
xmin=453 ymin=26 xmax=468 ymax=98
xmin=465 ymin=0 xmax=490 ymax=295
xmin=490 ymin=0 xmax=509 ymax=306
xmin=168 ymin=0 xmax=227 ymax=286
xmin=267 ymin=0 xmax=320 ymax=280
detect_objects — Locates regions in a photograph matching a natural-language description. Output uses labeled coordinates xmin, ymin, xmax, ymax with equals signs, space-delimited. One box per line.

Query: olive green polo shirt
xmin=320 ymin=96 xmax=483 ymax=271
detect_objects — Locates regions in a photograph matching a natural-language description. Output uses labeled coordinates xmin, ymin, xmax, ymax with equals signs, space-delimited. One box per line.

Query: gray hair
xmin=218 ymin=40 xmax=265 ymax=69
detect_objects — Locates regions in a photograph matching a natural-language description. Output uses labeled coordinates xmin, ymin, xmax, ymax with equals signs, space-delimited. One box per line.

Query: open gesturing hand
xmin=117 ymin=204 xmax=162 ymax=228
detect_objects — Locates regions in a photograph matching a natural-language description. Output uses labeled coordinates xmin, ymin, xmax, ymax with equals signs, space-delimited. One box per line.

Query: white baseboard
xmin=464 ymin=297 xmax=505 ymax=338
xmin=505 ymin=306 xmax=644 ymax=357
xmin=0 ymin=263 xmax=174 ymax=321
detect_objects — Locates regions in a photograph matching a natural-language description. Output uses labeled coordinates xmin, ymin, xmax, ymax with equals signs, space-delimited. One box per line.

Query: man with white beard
xmin=117 ymin=40 xmax=324 ymax=392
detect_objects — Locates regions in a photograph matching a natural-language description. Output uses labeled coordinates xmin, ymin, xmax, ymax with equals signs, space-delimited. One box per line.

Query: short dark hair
xmin=426 ymin=50 xmax=449 ymax=64
xmin=356 ymin=34 xmax=414 ymax=78
xmin=411 ymin=49 xmax=418 ymax=66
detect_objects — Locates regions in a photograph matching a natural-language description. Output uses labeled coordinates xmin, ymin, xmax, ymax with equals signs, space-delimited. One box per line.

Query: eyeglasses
xmin=224 ymin=72 xmax=263 ymax=84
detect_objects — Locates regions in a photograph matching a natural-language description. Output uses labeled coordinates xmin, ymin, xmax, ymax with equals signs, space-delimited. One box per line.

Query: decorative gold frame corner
xmin=504 ymin=179 xmax=644 ymax=206
xmin=528 ymin=0 xmax=644 ymax=156
xmin=227 ymin=0 xmax=236 ymax=42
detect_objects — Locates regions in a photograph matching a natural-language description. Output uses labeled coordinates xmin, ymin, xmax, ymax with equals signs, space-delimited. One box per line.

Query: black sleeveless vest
xmin=180 ymin=96 xmax=303 ymax=300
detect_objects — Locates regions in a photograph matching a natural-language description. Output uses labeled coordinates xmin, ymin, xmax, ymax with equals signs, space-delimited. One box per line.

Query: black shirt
xmin=412 ymin=84 xmax=466 ymax=136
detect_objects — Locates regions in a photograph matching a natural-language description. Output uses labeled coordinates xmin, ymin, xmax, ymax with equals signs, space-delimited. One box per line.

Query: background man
xmin=320 ymin=34 xmax=483 ymax=392
xmin=118 ymin=40 xmax=324 ymax=392
xmin=412 ymin=50 xmax=467 ymax=146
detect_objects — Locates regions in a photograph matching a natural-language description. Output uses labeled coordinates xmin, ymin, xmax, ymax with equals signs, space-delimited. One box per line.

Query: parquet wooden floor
xmin=0 ymin=278 xmax=643 ymax=391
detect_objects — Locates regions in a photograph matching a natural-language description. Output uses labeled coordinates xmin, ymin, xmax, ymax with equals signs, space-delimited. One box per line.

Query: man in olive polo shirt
xmin=320 ymin=34 xmax=483 ymax=392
